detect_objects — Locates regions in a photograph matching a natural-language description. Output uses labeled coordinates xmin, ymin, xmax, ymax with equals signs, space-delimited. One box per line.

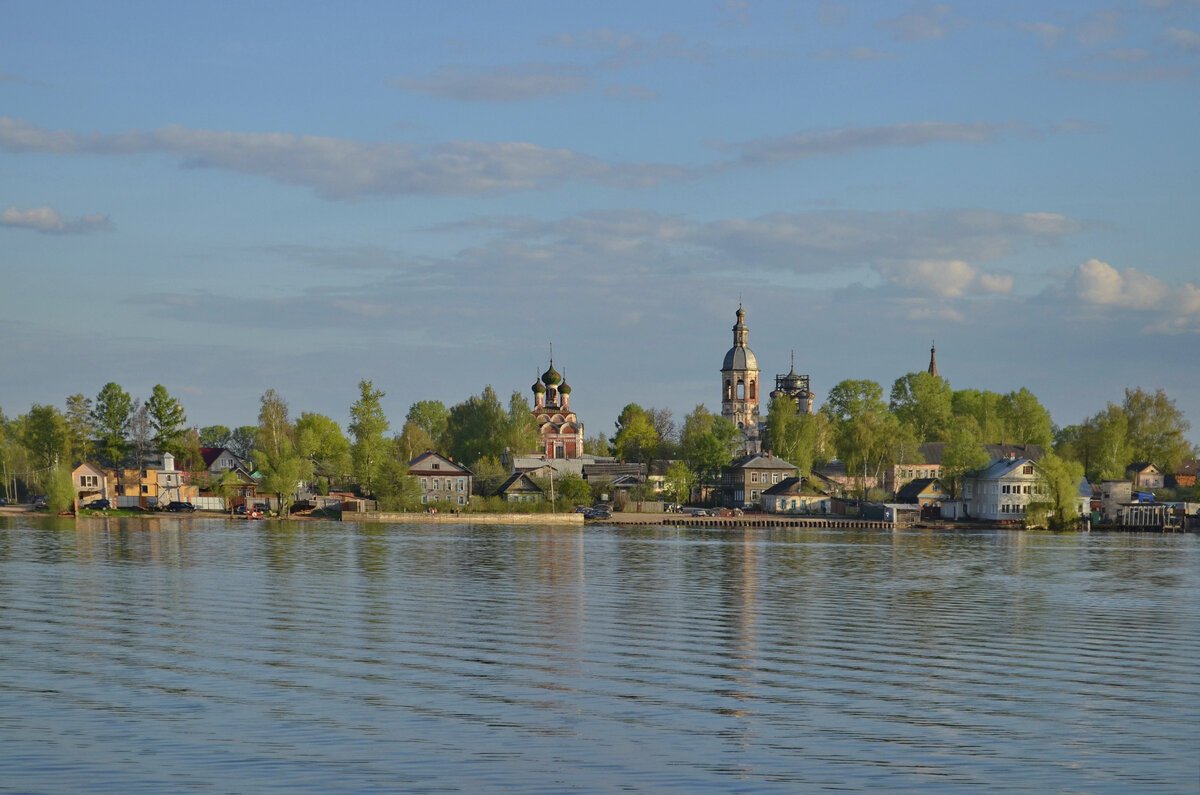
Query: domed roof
xmin=722 ymin=345 xmax=758 ymax=372
xmin=541 ymin=362 xmax=562 ymax=386
xmin=559 ymin=380 xmax=571 ymax=394
xmin=532 ymin=379 xmax=546 ymax=393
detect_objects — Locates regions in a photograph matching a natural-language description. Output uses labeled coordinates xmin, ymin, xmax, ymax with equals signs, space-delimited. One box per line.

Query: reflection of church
xmin=531 ymin=359 xmax=584 ymax=459
xmin=720 ymin=304 xmax=813 ymax=453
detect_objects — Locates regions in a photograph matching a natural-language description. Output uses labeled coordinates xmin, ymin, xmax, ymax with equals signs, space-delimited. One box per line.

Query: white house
xmin=962 ymin=457 xmax=1044 ymax=522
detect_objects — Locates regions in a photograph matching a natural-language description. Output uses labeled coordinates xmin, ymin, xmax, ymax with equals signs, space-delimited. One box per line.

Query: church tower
xmin=928 ymin=341 xmax=939 ymax=378
xmin=531 ymin=358 xmax=584 ymax=459
xmin=721 ymin=304 xmax=761 ymax=445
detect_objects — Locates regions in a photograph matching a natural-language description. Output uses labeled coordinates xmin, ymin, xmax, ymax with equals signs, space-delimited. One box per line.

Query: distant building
xmin=721 ymin=304 xmax=761 ymax=452
xmin=409 ymin=451 xmax=473 ymax=507
xmin=928 ymin=342 xmax=939 ymax=377
xmin=531 ymin=359 xmax=584 ymax=459
xmin=1173 ymin=459 xmax=1199 ymax=488
xmin=495 ymin=472 xmax=544 ymax=503
xmin=762 ymin=476 xmax=829 ymax=514
xmin=1124 ymin=462 xmax=1164 ymax=491
xmin=895 ymin=477 xmax=949 ymax=510
xmin=961 ymin=458 xmax=1044 ymax=521
xmin=885 ymin=442 xmax=1046 ymax=493
xmin=723 ymin=451 xmax=797 ymax=509
xmin=72 ymin=462 xmax=110 ymax=503
xmin=769 ymin=352 xmax=814 ymax=415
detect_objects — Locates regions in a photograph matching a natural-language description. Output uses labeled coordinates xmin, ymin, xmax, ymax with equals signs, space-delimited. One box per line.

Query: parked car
xmin=164 ymin=501 xmax=196 ymax=513
xmin=83 ymin=499 xmax=111 ymax=510
xmin=233 ymin=504 xmax=248 ymax=515
xmin=586 ymin=507 xmax=612 ymax=520
xmin=32 ymin=495 xmax=47 ymax=509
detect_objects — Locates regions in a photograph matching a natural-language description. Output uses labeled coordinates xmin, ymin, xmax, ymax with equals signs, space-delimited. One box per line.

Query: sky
xmin=2 ymin=1 xmax=1198 ymax=445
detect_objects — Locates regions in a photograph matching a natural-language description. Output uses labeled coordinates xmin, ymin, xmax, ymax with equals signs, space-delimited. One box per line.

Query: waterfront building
xmin=495 ymin=472 xmax=544 ymax=503
xmin=1124 ymin=462 xmax=1164 ymax=491
xmin=961 ymin=457 xmax=1043 ymax=521
xmin=409 ymin=451 xmax=474 ymax=507
xmin=531 ymin=359 xmax=584 ymax=459
xmin=723 ymin=451 xmax=798 ymax=509
xmin=721 ymin=304 xmax=761 ymax=452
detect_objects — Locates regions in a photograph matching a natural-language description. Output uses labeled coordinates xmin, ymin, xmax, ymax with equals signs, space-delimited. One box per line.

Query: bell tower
xmin=721 ymin=304 xmax=761 ymax=446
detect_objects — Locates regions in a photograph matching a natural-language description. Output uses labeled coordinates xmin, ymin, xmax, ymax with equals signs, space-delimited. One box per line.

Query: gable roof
xmin=730 ymin=452 xmax=797 ymax=470
xmin=895 ymin=478 xmax=945 ymax=504
xmin=495 ymin=472 xmax=543 ymax=496
xmin=1124 ymin=462 xmax=1159 ymax=474
xmin=763 ymin=476 xmax=804 ymax=496
xmin=408 ymin=450 xmax=473 ymax=475
xmin=973 ymin=458 xmax=1038 ymax=481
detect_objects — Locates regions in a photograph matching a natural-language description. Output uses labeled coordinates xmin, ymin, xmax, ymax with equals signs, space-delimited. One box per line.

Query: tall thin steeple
xmin=928 ymin=341 xmax=939 ymax=378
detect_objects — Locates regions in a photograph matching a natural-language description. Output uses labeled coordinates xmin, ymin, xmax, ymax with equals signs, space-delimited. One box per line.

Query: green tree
xmin=228 ymin=426 xmax=258 ymax=461
xmin=395 ymin=420 xmax=435 ymax=464
xmin=999 ymin=388 xmax=1054 ymax=448
xmin=763 ymin=396 xmax=820 ymax=477
xmin=252 ymin=389 xmax=313 ymax=517
xmin=1122 ymin=387 xmax=1194 ymax=472
xmin=406 ymin=400 xmax=449 ymax=447
xmin=951 ymin=389 xmax=1008 ymax=443
xmin=680 ymin=404 xmax=741 ymax=492
xmin=372 ymin=440 xmax=424 ymax=512
xmin=1073 ymin=404 xmax=1131 ymax=481
xmin=940 ymin=417 xmax=991 ymax=497
xmin=444 ymin=386 xmax=509 ymax=466
xmin=664 ymin=460 xmax=696 ymax=506
xmin=91 ymin=382 xmax=133 ymax=466
xmin=296 ymin=412 xmax=351 ymax=488
xmin=211 ymin=468 xmax=242 ymax=516
xmin=584 ymin=433 xmax=612 ymax=456
xmin=825 ymin=379 xmax=917 ymax=497
xmin=349 ymin=379 xmax=389 ymax=496
xmin=64 ymin=393 xmax=95 ymax=462
xmin=470 ymin=454 xmax=509 ymax=497
xmin=1027 ymin=452 xmax=1085 ymax=530
xmin=200 ymin=425 xmax=232 ymax=448
xmin=43 ymin=463 xmax=76 ymax=513
xmin=612 ymin=404 xmax=662 ymax=464
xmin=146 ymin=384 xmax=187 ymax=454
xmin=22 ymin=405 xmax=70 ymax=477
xmin=552 ymin=473 xmax=592 ymax=508
xmin=502 ymin=390 xmax=540 ymax=455
xmin=889 ymin=371 xmax=953 ymax=442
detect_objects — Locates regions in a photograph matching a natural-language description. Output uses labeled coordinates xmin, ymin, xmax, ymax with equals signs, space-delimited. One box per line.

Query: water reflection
xmin=0 ymin=514 xmax=1195 ymax=793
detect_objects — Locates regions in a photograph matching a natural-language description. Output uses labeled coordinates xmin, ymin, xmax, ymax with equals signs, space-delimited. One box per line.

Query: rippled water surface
xmin=1 ymin=516 xmax=1197 ymax=793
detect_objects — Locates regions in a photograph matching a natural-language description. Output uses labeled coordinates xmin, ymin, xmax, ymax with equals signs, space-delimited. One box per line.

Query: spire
xmin=928 ymin=340 xmax=939 ymax=377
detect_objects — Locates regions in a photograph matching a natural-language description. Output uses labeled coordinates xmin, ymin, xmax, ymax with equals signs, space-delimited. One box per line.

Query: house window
xmin=433 ymin=479 xmax=440 ymax=490
xmin=432 ymin=463 xmax=440 ymax=470
xmin=420 ymin=478 xmax=427 ymax=489
xmin=1023 ymin=465 xmax=1034 ymax=475
xmin=458 ymin=495 xmax=465 ymax=505
xmin=772 ymin=473 xmax=780 ymax=484
xmin=457 ymin=478 xmax=465 ymax=491
xmin=751 ymin=472 xmax=759 ymax=484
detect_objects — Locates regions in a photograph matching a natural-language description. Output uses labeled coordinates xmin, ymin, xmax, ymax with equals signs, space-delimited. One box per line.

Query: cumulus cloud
xmin=873 ymin=259 xmax=1014 ymax=297
xmin=1 ymin=205 xmax=110 ymax=234
xmin=0 ymin=116 xmax=685 ymax=199
xmin=1068 ymin=259 xmax=1200 ymax=333
xmin=392 ymin=63 xmax=589 ymax=102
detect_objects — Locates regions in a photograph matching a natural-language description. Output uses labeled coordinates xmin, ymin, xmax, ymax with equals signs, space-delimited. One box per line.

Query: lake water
xmin=1 ymin=516 xmax=1196 ymax=793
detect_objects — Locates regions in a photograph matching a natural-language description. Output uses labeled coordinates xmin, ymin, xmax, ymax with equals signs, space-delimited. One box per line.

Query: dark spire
xmin=928 ymin=340 xmax=939 ymax=377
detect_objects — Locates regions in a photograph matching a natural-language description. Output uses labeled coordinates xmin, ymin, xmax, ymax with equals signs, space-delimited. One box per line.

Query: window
xmin=1023 ymin=465 xmax=1034 ymax=475
xmin=751 ymin=472 xmax=758 ymax=484
xmin=772 ymin=472 xmax=780 ymax=484
xmin=458 ymin=495 xmax=465 ymax=505
xmin=432 ymin=463 xmax=440 ymax=470
xmin=457 ymin=478 xmax=465 ymax=491
xmin=433 ymin=479 xmax=440 ymax=490
xmin=420 ymin=478 xmax=427 ymax=489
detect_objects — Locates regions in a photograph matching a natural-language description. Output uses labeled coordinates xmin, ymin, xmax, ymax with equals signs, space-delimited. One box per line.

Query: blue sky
xmin=2 ymin=1 xmax=1198 ymax=444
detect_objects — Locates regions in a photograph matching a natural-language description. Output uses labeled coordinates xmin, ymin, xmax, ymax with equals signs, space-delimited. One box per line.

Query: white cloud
xmin=1069 ymin=259 xmax=1200 ymax=333
xmin=722 ymin=121 xmax=1016 ymax=164
xmin=873 ymin=259 xmax=1015 ymax=297
xmin=392 ymin=63 xmax=589 ymax=102
xmin=0 ymin=205 xmax=110 ymax=234
xmin=0 ymin=116 xmax=681 ymax=199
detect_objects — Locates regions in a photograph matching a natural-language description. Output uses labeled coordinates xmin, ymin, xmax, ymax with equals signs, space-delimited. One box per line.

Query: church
xmin=530 ymin=359 xmax=584 ymax=459
xmin=720 ymin=304 xmax=814 ymax=453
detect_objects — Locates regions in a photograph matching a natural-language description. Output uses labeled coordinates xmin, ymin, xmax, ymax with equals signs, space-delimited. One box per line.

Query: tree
xmin=395 ymin=420 xmax=435 ymax=465
xmin=1069 ymin=404 xmax=1131 ymax=481
xmin=664 ymin=460 xmax=696 ymax=506
xmin=501 ymin=390 xmax=539 ymax=455
xmin=940 ymin=417 xmax=991 ymax=497
xmin=210 ymin=468 xmax=242 ymax=516
xmin=406 ymin=400 xmax=449 ymax=447
xmin=349 ymin=380 xmax=389 ymax=496
xmin=146 ymin=384 xmax=187 ymax=454
xmin=584 ymin=433 xmax=612 ymax=456
xmin=43 ymin=464 xmax=75 ymax=514
xmin=1027 ymin=452 xmax=1085 ymax=530
xmin=444 ymin=386 xmax=509 ymax=466
xmin=22 ymin=405 xmax=70 ymax=476
xmin=680 ymin=405 xmax=741 ymax=491
xmin=951 ymin=389 xmax=1008 ymax=443
xmin=470 ymin=455 xmax=508 ymax=498
xmin=92 ymin=382 xmax=132 ymax=466
xmin=64 ymin=393 xmax=95 ymax=462
xmin=1122 ymin=387 xmax=1194 ymax=472
xmin=999 ymin=388 xmax=1054 ymax=449
xmin=612 ymin=404 xmax=661 ymax=464
xmin=889 ymin=371 xmax=953 ymax=442
xmin=127 ymin=400 xmax=153 ymax=467
xmin=296 ymin=412 xmax=351 ymax=489
xmin=763 ymin=396 xmax=820 ymax=477
xmin=252 ymin=389 xmax=312 ymax=517
xmin=372 ymin=439 xmax=423 ymax=512
xmin=228 ymin=426 xmax=258 ymax=461
xmin=824 ymin=380 xmax=917 ymax=497
xmin=199 ymin=425 xmax=232 ymax=449
xmin=552 ymin=473 xmax=592 ymax=508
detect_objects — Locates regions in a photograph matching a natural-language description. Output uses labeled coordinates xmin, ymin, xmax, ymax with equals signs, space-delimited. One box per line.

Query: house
xmin=1125 ymin=462 xmax=1164 ymax=491
xmin=494 ymin=472 xmax=544 ymax=503
xmin=895 ymin=478 xmax=950 ymax=514
xmin=1173 ymin=460 xmax=1198 ymax=488
xmin=72 ymin=462 xmax=110 ymax=503
xmin=885 ymin=442 xmax=1046 ymax=492
xmin=762 ymin=477 xmax=829 ymax=514
xmin=199 ymin=446 xmax=250 ymax=475
xmin=961 ymin=458 xmax=1045 ymax=522
xmin=1099 ymin=480 xmax=1132 ymax=521
xmin=723 ymin=452 xmax=798 ymax=509
xmin=409 ymin=451 xmax=473 ymax=507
